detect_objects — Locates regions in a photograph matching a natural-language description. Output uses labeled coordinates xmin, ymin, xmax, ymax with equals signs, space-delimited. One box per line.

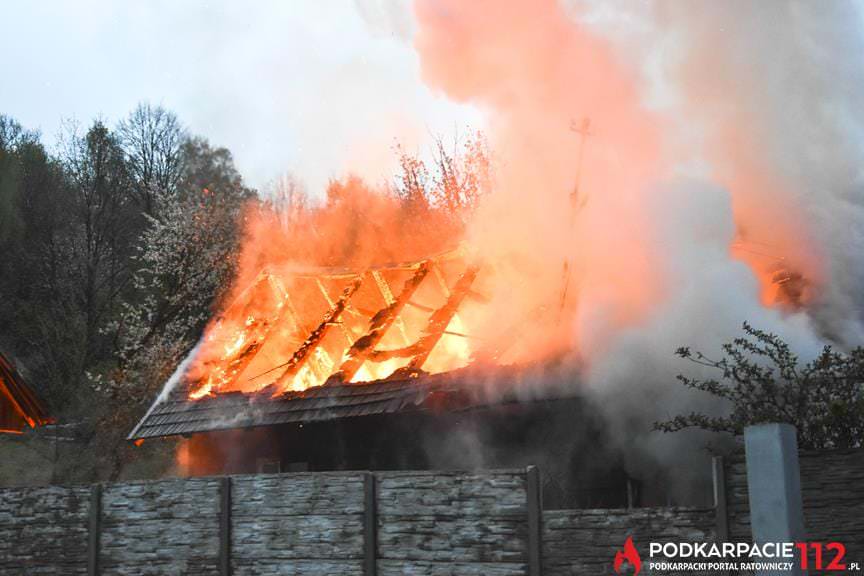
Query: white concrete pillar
xmin=744 ymin=423 xmax=807 ymax=576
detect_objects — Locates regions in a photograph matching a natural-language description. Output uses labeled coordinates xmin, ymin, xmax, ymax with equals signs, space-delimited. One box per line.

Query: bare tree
xmin=266 ymin=173 xmax=309 ymax=230
xmin=0 ymin=111 xmax=255 ymax=482
xmin=102 ymin=137 xmax=252 ymax=480
xmin=118 ymin=103 xmax=186 ymax=214
xmin=393 ymin=132 xmax=491 ymax=221
xmin=178 ymin=136 xmax=250 ymax=200
xmin=429 ymin=132 xmax=491 ymax=219
xmin=113 ymin=135 xmax=252 ymax=393
xmin=59 ymin=120 xmax=139 ymax=381
xmin=0 ymin=115 xmax=39 ymax=151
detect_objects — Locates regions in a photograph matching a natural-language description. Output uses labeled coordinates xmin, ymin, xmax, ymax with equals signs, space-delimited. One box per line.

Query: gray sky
xmin=0 ymin=0 xmax=482 ymax=193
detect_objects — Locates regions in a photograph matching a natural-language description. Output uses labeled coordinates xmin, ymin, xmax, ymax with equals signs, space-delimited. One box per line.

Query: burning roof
xmin=0 ymin=351 xmax=52 ymax=434
xmin=128 ymin=364 xmax=569 ymax=440
xmin=130 ymin=247 xmax=542 ymax=440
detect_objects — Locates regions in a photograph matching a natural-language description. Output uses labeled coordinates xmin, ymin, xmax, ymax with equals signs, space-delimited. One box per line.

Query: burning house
xmin=0 ymin=350 xmax=52 ymax=434
xmin=129 ymin=247 xmax=648 ymax=508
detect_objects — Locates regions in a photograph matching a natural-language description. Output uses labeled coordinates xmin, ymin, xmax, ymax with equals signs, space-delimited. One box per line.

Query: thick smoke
xmin=414 ymin=0 xmax=667 ymax=365
xmin=173 ymin=0 xmax=864 ymax=494
xmin=406 ymin=0 xmax=864 ymax=488
xmin=620 ymin=0 xmax=864 ymax=345
xmin=575 ymin=0 xmax=864 ymax=476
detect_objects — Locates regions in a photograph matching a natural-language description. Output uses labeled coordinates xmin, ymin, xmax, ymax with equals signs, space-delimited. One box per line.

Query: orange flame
xmin=183 ymin=0 xmax=818 ymax=401
xmin=185 ymin=176 xmax=490 ymax=399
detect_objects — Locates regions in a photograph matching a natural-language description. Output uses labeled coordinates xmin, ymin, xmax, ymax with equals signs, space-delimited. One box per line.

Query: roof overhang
xmin=128 ymin=363 xmax=580 ymax=440
xmin=0 ymin=352 xmax=53 ymax=433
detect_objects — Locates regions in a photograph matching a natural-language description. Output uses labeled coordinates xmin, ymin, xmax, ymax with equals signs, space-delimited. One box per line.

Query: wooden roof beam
xmin=366 ymin=265 xmax=480 ymax=371
xmin=271 ymin=277 xmax=363 ymax=394
xmin=334 ymin=262 xmax=431 ymax=383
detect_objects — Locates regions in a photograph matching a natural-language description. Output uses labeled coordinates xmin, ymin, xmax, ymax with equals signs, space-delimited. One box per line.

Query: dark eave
xmin=128 ymin=363 xmax=579 ymax=440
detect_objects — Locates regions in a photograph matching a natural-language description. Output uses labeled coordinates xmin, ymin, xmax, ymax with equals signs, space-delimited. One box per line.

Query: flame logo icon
xmin=613 ymin=536 xmax=642 ymax=575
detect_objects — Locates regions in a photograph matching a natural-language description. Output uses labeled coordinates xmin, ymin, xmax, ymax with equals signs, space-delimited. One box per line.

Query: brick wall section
xmin=101 ymin=478 xmax=221 ymax=575
xmin=542 ymin=507 xmax=716 ymax=576
xmin=0 ymin=485 xmax=90 ymax=575
xmin=376 ymin=471 xmax=529 ymax=576
xmin=230 ymin=472 xmax=365 ymax=576
xmin=725 ymin=448 xmax=864 ymax=562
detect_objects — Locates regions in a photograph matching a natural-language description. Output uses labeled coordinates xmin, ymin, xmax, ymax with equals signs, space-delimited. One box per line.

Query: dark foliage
xmin=655 ymin=322 xmax=864 ymax=449
xmin=0 ymin=107 xmax=254 ymax=481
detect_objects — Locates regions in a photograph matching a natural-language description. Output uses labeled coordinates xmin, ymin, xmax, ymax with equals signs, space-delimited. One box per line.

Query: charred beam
xmin=406 ymin=265 xmax=479 ymax=370
xmin=371 ymin=270 xmax=412 ymax=345
xmin=405 ymin=300 xmax=436 ymax=313
xmin=272 ymin=277 xmax=362 ymax=391
xmin=335 ymin=263 xmax=431 ymax=383
xmin=371 ymin=265 xmax=479 ymax=370
xmin=189 ymin=273 xmax=285 ymax=397
xmin=317 ymin=278 xmax=357 ymax=346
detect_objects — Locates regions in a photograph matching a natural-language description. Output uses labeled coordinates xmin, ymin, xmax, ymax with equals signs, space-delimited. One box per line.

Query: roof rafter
xmin=368 ymin=265 xmax=480 ymax=372
xmin=190 ymin=272 xmax=286 ymax=398
xmin=334 ymin=262 xmax=431 ymax=383
xmin=0 ymin=353 xmax=52 ymax=431
xmin=271 ymin=277 xmax=363 ymax=393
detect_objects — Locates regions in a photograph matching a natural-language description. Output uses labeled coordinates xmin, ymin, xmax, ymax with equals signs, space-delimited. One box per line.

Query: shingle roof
xmin=128 ymin=366 xmax=545 ymax=440
xmin=127 ymin=248 xmax=578 ymax=441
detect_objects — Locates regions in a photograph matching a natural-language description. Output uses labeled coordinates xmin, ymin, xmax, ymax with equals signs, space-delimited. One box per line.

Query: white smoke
xmin=562 ymin=0 xmax=864 ymax=481
xmin=583 ymin=179 xmax=823 ymax=486
xmin=581 ymin=0 xmax=864 ymax=344
xmin=366 ymin=0 xmax=864 ymax=495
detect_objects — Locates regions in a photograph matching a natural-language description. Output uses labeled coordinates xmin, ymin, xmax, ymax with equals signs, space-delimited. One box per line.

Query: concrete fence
xmin=542 ymin=507 xmax=716 ymax=575
xmin=6 ymin=440 xmax=864 ymax=574
xmin=0 ymin=467 xmax=715 ymax=576
xmin=719 ymin=447 xmax=864 ymax=566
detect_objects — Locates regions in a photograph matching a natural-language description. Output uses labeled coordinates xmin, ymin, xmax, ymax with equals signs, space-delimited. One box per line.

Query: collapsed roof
xmin=130 ymin=248 xmax=533 ymax=440
xmin=0 ymin=351 xmax=53 ymax=434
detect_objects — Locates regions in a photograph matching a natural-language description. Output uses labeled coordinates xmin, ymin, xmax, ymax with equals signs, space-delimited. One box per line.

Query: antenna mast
xmin=558 ymin=117 xmax=592 ymax=320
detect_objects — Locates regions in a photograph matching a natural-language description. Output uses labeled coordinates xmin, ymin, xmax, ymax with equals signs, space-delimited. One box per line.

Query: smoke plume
xmin=408 ymin=0 xmax=864 ymax=480
xmin=175 ymin=0 xmax=864 ymax=493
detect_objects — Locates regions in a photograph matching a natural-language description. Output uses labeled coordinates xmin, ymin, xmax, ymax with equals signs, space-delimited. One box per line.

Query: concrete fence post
xmin=219 ymin=476 xmax=232 ymax=576
xmin=364 ymin=472 xmax=377 ymax=576
xmin=87 ymin=483 xmax=102 ymax=576
xmin=712 ymin=456 xmax=729 ymax=542
xmin=526 ymin=465 xmax=542 ymax=576
xmin=744 ymin=423 xmax=806 ymax=576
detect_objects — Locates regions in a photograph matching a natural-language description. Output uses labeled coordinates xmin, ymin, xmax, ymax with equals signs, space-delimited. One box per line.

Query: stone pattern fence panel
xmin=542 ymin=507 xmax=716 ymax=576
xmin=0 ymin=484 xmax=91 ymax=576
xmin=724 ymin=448 xmax=864 ymax=565
xmin=0 ymin=467 xmax=721 ymax=575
